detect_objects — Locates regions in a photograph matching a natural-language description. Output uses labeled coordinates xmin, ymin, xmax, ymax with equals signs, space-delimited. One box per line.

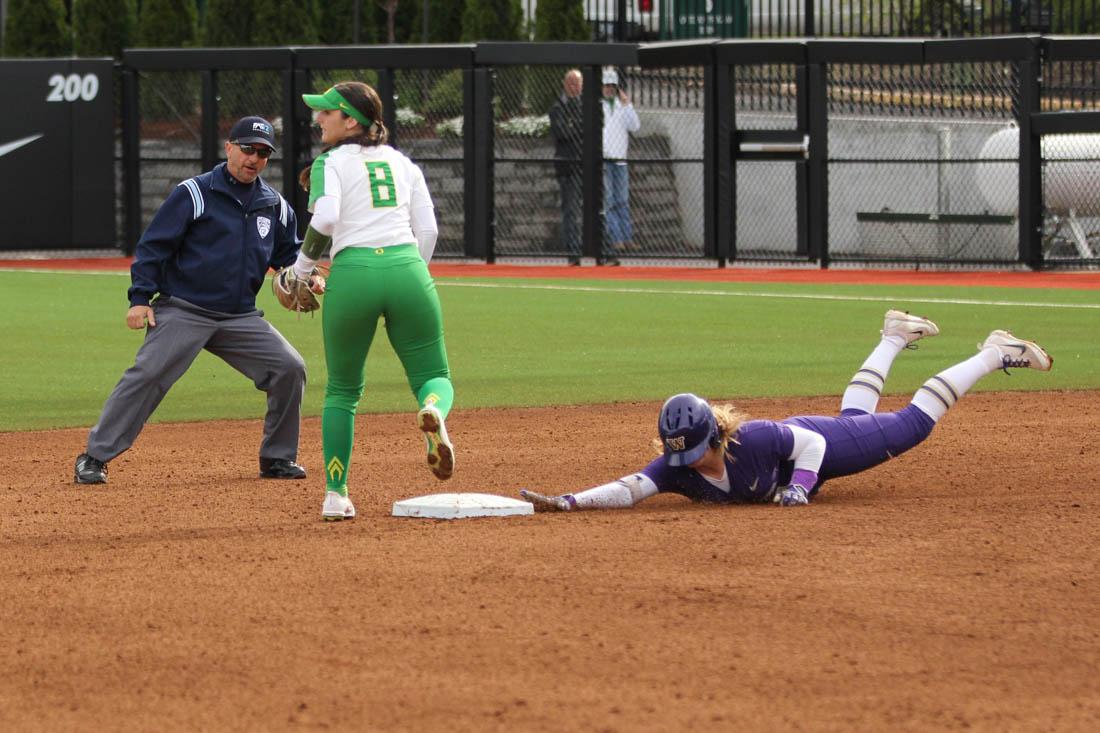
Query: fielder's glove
xmin=272 ymin=266 xmax=323 ymax=313
xmin=778 ymin=484 xmax=810 ymax=507
xmin=520 ymin=489 xmax=577 ymax=512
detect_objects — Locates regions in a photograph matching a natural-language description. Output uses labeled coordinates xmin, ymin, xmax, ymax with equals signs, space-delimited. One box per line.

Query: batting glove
xmin=519 ymin=489 xmax=577 ymax=512
xmin=778 ymin=484 xmax=810 ymax=507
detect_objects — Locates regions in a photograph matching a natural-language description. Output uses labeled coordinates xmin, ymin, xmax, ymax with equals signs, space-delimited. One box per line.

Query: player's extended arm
xmin=520 ymin=473 xmax=659 ymax=512
xmin=292 ymin=196 xmax=337 ymax=280
xmin=777 ymin=425 xmax=826 ymax=507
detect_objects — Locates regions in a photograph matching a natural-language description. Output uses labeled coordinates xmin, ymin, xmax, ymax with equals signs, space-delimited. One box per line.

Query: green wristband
xmin=302 ymin=226 xmax=332 ymax=261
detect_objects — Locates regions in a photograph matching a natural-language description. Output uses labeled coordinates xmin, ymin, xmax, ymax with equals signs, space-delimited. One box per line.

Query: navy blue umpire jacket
xmin=129 ymin=163 xmax=301 ymax=314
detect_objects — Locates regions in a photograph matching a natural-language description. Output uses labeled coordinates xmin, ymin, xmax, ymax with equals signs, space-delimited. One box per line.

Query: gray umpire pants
xmin=86 ymin=297 xmax=306 ymax=465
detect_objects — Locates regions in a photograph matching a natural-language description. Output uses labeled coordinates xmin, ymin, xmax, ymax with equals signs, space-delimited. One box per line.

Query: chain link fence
xmin=826 ymin=61 xmax=1021 ymax=265
xmin=392 ymin=68 xmax=468 ymax=257
xmin=734 ymin=63 xmax=803 ymax=260
xmin=489 ymin=63 xmax=704 ymax=262
xmin=492 ymin=64 xmax=568 ymax=259
xmin=120 ymin=41 xmax=1098 ymax=269
xmin=1035 ymin=50 xmax=1099 ymax=266
xmin=136 ymin=70 xmax=202 ymax=234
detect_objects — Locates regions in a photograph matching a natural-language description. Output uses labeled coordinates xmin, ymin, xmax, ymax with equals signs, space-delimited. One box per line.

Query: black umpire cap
xmin=229 ymin=116 xmax=277 ymax=152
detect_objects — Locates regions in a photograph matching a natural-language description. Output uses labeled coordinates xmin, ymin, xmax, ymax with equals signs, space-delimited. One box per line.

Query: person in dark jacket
xmin=74 ymin=116 xmax=311 ymax=485
xmin=549 ymin=69 xmax=584 ymax=265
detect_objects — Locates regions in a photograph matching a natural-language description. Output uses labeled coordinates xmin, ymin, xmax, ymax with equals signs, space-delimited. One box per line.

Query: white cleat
xmin=882 ymin=309 xmax=940 ymax=346
xmin=322 ymin=491 xmax=356 ymax=521
xmin=417 ymin=405 xmax=454 ymax=481
xmin=980 ymin=330 xmax=1053 ymax=372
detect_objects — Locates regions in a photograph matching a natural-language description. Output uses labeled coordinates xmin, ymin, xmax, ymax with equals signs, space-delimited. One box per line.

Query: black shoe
xmin=259 ymin=458 xmax=307 ymax=479
xmin=567 ymin=257 xmax=581 ymax=266
xmin=601 ymin=257 xmax=621 ymax=267
xmin=74 ymin=453 xmax=108 ymax=484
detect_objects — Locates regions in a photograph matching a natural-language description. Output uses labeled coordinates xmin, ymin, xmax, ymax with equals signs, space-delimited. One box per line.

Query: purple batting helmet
xmin=658 ymin=393 xmax=719 ymax=467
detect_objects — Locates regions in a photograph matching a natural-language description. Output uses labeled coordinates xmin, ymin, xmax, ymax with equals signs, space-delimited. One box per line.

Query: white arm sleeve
xmin=411 ymin=203 xmax=438 ymax=263
xmin=309 ymin=195 xmax=339 ymax=237
xmin=787 ymin=425 xmax=827 ymax=475
xmin=571 ymin=473 xmax=659 ymax=510
xmin=292 ymin=251 xmax=317 ymax=279
xmin=409 ymin=169 xmax=438 ymax=262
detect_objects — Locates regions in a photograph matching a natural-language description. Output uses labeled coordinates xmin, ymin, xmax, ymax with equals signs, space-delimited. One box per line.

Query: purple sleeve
xmin=639 ymin=456 xmax=671 ymax=490
xmin=639 ymin=455 xmax=712 ymax=502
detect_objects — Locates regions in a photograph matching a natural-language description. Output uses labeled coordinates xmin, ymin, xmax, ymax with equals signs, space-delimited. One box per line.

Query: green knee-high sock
xmin=322 ymin=406 xmax=355 ymax=496
xmin=417 ymin=377 xmax=454 ymax=418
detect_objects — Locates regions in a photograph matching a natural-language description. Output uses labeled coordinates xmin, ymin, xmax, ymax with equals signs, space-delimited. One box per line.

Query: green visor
xmin=302 ymin=87 xmax=373 ymax=129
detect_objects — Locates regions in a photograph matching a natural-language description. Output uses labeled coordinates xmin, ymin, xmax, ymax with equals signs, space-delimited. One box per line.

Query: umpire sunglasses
xmin=234 ymin=142 xmax=273 ymax=159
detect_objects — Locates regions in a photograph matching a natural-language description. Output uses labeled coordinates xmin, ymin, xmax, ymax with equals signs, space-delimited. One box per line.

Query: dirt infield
xmin=2 ymin=391 xmax=1098 ymax=731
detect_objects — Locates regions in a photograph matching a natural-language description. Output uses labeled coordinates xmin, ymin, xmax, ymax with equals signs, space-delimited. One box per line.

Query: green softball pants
xmin=321 ymin=245 xmax=453 ymax=492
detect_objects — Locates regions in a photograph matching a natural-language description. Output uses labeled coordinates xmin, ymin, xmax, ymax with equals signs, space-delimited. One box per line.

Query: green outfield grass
xmin=3 ymin=269 xmax=1097 ymax=432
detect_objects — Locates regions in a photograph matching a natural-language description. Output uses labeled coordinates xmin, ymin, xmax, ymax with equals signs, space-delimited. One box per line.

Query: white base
xmin=391 ymin=492 xmax=534 ymax=519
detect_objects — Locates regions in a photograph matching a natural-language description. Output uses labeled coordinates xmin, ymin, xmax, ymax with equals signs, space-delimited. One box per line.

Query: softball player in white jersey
xmin=292 ymin=81 xmax=454 ymax=521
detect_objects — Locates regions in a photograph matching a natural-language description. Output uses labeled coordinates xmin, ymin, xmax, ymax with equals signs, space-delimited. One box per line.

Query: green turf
xmin=2 ymin=270 xmax=1097 ymax=432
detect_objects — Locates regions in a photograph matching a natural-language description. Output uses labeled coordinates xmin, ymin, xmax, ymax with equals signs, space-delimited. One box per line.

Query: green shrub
xmin=423 ymin=69 xmax=464 ymax=120
xmin=202 ymin=0 xmax=250 ymax=47
xmin=3 ymin=0 xmax=69 ymax=57
xmin=73 ymin=0 xmax=137 ymax=58
xmin=317 ymin=0 xmax=377 ymax=44
xmin=534 ymin=0 xmax=588 ymax=42
xmin=136 ymin=2 xmax=199 ymax=124
xmin=461 ymin=0 xmax=523 ymax=42
xmin=251 ymin=0 xmax=319 ymax=45
xmin=414 ymin=0 xmax=465 ymax=43
xmin=138 ymin=0 xmax=198 ymax=47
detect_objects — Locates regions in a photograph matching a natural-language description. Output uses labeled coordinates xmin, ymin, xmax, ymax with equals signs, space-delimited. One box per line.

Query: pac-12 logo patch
xmin=256 ymin=216 xmax=271 ymax=238
xmin=666 ymin=436 xmax=686 ymax=451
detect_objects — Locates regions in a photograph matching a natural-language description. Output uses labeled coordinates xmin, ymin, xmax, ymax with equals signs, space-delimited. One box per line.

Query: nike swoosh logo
xmin=0 ymin=134 xmax=44 ymax=158
xmin=1008 ymin=344 xmax=1027 ymax=354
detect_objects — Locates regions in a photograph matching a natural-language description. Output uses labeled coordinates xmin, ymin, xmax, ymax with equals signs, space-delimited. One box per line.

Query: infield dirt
xmin=1 ymin=390 xmax=1098 ymax=731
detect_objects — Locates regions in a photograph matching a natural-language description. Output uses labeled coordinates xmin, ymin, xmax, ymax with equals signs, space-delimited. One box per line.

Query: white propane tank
xmin=977 ymin=127 xmax=1100 ymax=215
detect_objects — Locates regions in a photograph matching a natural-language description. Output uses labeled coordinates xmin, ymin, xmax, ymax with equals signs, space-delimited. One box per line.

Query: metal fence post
xmin=470 ymin=67 xmax=494 ymax=261
xmin=795 ymin=64 xmax=809 ymax=258
xmin=807 ymin=62 xmax=829 ymax=267
xmin=582 ymin=65 xmax=604 ymax=262
xmin=201 ymin=70 xmax=218 ymax=173
xmin=714 ymin=60 xmax=733 ymax=263
xmin=282 ymin=66 xmax=304 ymax=225
xmin=1018 ymin=49 xmax=1043 ymax=269
xmin=704 ymin=61 xmax=722 ymax=264
xmin=122 ymin=67 xmax=141 ymax=255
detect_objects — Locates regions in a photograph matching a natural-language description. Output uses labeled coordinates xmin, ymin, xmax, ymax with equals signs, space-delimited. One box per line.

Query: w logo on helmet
xmin=666 ymin=436 xmax=686 ymax=451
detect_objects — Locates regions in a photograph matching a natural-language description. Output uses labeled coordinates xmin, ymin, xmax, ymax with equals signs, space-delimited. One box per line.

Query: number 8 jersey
xmin=308 ymin=143 xmax=434 ymax=259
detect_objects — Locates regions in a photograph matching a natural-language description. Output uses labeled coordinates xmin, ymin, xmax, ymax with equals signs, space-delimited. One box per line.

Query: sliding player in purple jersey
xmin=520 ymin=310 xmax=1053 ymax=511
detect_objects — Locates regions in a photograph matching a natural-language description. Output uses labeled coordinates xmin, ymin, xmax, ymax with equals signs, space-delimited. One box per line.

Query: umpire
xmin=74 ymin=116 xmax=309 ymax=484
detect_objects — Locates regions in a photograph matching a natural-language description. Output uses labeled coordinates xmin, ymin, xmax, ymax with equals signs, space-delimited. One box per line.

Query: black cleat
xmin=74 ymin=453 xmax=108 ymax=484
xmin=259 ymin=458 xmax=307 ymax=479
